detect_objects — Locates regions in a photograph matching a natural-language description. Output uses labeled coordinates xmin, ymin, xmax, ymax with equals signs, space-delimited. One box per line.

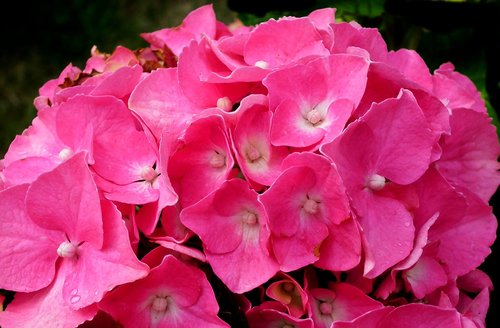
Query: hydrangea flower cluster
xmin=1 ymin=4 xmax=499 ymax=327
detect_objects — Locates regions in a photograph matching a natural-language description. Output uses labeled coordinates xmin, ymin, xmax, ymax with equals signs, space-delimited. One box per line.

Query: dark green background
xmin=1 ymin=0 xmax=498 ymax=326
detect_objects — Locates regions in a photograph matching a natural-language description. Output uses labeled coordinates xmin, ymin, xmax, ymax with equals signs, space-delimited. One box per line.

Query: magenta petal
xmin=26 ymin=152 xmax=103 ymax=248
xmin=244 ymin=17 xmax=329 ymax=68
xmin=332 ymin=307 xmax=393 ymax=328
xmin=0 ymin=185 xmax=62 ymax=292
xmin=99 ymin=255 xmax=228 ymax=328
xmin=358 ymin=193 xmax=415 ymax=278
xmin=141 ymin=4 xmax=216 ymax=56
xmin=0 ymin=261 xmax=98 ymax=328
xmin=246 ymin=306 xmax=315 ymax=328
xmin=315 ymin=217 xmax=362 ymax=272
xmin=436 ymin=108 xmax=500 ymax=202
xmin=62 ymin=199 xmax=149 ymax=309
xmin=169 ymin=115 xmax=234 ymax=208
xmin=430 ymin=188 xmax=497 ymax=277
xmin=181 ymin=179 xmax=278 ymax=292
xmin=270 ymin=99 xmax=326 ymax=147
xmin=404 ymin=255 xmax=448 ymax=299
xmin=379 ymin=303 xmax=462 ymax=328
xmin=129 ymin=67 xmax=198 ymax=140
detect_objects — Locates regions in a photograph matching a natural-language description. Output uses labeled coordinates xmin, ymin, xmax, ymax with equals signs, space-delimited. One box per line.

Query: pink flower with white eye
xmin=260 ymin=152 xmax=351 ymax=272
xmin=321 ymin=89 xmax=434 ymax=278
xmin=232 ymin=94 xmax=289 ymax=187
xmin=307 ymin=283 xmax=383 ymax=328
xmin=168 ymin=115 xmax=234 ymax=208
xmin=0 ymin=153 xmax=149 ymax=327
xmin=181 ymin=178 xmax=278 ymax=293
xmin=263 ymin=53 xmax=369 ymax=149
xmin=99 ymin=255 xmax=229 ymax=328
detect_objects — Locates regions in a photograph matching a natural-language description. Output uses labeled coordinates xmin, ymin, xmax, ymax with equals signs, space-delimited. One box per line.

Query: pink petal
xmin=0 ymin=184 xmax=62 ymax=292
xmin=0 ymin=261 xmax=98 ymax=328
xmin=246 ymin=306 xmax=314 ymax=328
xmin=128 ymin=67 xmax=198 ymax=140
xmin=181 ymin=179 xmax=278 ymax=293
xmin=26 ymin=152 xmax=103 ymax=248
xmin=169 ymin=115 xmax=234 ymax=208
xmin=315 ymin=217 xmax=362 ymax=272
xmin=141 ymin=4 xmax=217 ymax=56
xmin=62 ymin=199 xmax=149 ymax=309
xmin=244 ymin=17 xmax=329 ymax=68
xmin=379 ymin=303 xmax=462 ymax=328
xmin=433 ymin=62 xmax=486 ymax=113
xmin=385 ymin=49 xmax=433 ymax=90
xmin=99 ymin=255 xmax=228 ymax=328
xmin=178 ymin=39 xmax=256 ymax=108
xmin=404 ymin=255 xmax=448 ymax=298
xmin=233 ymin=94 xmax=289 ymax=186
xmin=436 ymin=108 xmax=500 ymax=202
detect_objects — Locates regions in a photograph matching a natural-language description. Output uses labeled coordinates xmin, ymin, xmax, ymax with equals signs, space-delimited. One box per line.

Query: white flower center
xmin=254 ymin=60 xmax=269 ymax=69
xmin=57 ymin=240 xmax=79 ymax=258
xmin=209 ymin=151 xmax=226 ymax=168
xmin=216 ymin=97 xmax=232 ymax=111
xmin=366 ymin=173 xmax=386 ymax=191
xmin=246 ymin=144 xmax=262 ymax=162
xmin=242 ymin=211 xmax=258 ymax=225
xmin=58 ymin=148 xmax=74 ymax=161
xmin=303 ymin=198 xmax=319 ymax=214
xmin=151 ymin=296 xmax=169 ymax=313
xmin=140 ymin=166 xmax=158 ymax=183
xmin=306 ymin=108 xmax=323 ymax=125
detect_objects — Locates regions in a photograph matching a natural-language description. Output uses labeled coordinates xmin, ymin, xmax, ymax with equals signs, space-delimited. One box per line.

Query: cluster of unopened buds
xmin=0 ymin=4 xmax=499 ymax=327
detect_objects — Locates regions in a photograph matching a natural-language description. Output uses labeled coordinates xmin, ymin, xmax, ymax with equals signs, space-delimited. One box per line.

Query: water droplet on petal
xmin=70 ymin=289 xmax=78 ymax=296
xmin=404 ymin=222 xmax=411 ymax=227
xmin=70 ymin=295 xmax=81 ymax=304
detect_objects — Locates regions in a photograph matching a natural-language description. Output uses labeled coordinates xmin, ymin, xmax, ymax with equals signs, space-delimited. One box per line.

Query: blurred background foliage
xmin=0 ymin=0 xmax=498 ymax=326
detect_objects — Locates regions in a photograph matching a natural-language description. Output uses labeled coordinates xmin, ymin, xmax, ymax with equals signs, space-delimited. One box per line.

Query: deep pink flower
xmin=436 ymin=108 xmax=500 ymax=202
xmin=181 ymin=178 xmax=278 ymax=293
xmin=433 ymin=62 xmax=486 ymax=113
xmin=141 ymin=4 xmax=219 ymax=56
xmin=99 ymin=255 xmax=229 ymax=328
xmin=263 ymin=54 xmax=369 ymax=148
xmin=246 ymin=303 xmax=314 ymax=328
xmin=307 ymin=283 xmax=383 ymax=328
xmin=260 ymin=152 xmax=351 ymax=272
xmin=0 ymin=153 xmax=148 ymax=325
xmin=332 ymin=304 xmax=462 ymax=328
xmin=321 ymin=90 xmax=434 ymax=278
xmin=232 ymin=94 xmax=289 ymax=187
xmin=168 ymin=115 xmax=234 ymax=208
